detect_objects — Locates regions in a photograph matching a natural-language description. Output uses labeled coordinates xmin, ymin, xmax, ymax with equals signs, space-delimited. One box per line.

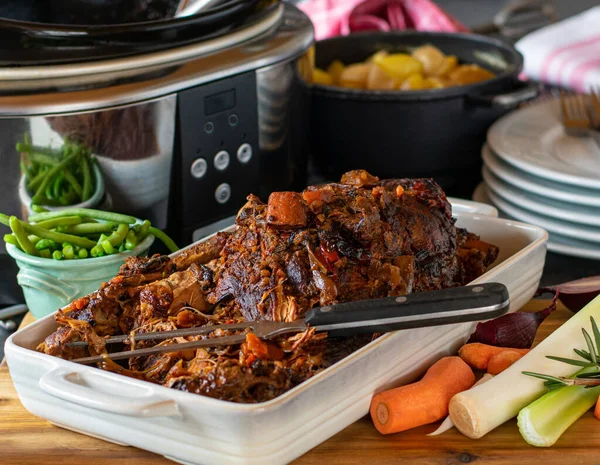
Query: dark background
xmin=1 ymin=0 xmax=600 ymax=358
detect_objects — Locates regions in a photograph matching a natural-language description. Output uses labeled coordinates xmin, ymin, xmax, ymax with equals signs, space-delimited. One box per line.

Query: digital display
xmin=204 ymin=89 xmax=236 ymax=116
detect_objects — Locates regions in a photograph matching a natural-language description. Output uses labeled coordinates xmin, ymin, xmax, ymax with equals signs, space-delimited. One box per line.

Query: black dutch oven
xmin=309 ymin=31 xmax=539 ymax=198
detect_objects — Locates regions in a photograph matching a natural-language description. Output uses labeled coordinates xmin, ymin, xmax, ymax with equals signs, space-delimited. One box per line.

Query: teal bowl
xmin=6 ymin=233 xmax=155 ymax=319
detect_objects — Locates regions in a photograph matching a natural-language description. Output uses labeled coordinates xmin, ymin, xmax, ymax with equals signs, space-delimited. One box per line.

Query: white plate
xmin=482 ymin=144 xmax=600 ymax=207
xmin=473 ymin=182 xmax=600 ymax=260
xmin=5 ymin=213 xmax=547 ymax=465
xmin=485 ymin=188 xmax=600 ymax=243
xmin=482 ymin=166 xmax=600 ymax=227
xmin=487 ymin=98 xmax=600 ymax=190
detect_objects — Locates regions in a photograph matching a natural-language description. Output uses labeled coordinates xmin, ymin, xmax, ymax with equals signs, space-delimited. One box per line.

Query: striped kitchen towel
xmin=516 ymin=6 xmax=600 ymax=93
xmin=297 ymin=0 xmax=467 ymax=41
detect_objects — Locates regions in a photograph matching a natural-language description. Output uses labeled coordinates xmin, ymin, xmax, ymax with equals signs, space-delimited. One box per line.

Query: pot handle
xmin=467 ymin=81 xmax=541 ymax=109
xmin=39 ymin=368 xmax=180 ymax=417
xmin=17 ymin=268 xmax=80 ymax=303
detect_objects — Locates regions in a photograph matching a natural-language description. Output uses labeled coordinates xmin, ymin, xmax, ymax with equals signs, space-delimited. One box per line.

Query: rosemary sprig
xmin=523 ymin=316 xmax=600 ymax=389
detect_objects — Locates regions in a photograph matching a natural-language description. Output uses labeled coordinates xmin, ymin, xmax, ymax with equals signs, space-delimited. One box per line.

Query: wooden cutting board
xmin=2 ymin=300 xmax=599 ymax=465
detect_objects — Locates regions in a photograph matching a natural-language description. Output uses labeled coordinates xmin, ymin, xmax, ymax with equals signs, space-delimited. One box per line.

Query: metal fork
xmin=560 ymin=92 xmax=591 ymax=137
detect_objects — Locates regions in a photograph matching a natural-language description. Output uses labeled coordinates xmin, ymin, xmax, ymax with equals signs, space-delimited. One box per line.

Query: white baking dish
xmin=5 ymin=208 xmax=547 ymax=465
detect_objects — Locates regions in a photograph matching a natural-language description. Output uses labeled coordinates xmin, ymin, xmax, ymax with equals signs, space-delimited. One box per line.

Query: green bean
xmin=34 ymin=216 xmax=82 ymax=230
xmin=81 ymin=154 xmax=92 ymax=201
xmin=78 ymin=248 xmax=88 ymax=259
xmin=97 ymin=250 xmax=106 ymax=257
xmin=18 ymin=220 xmax=97 ymax=249
xmin=20 ymin=160 xmax=32 ymax=180
xmin=0 ymin=213 xmax=9 ymax=227
xmin=125 ymin=230 xmax=137 ymax=250
xmin=32 ymin=152 xmax=80 ymax=204
xmin=29 ymin=208 xmax=136 ymax=225
xmin=33 ymin=195 xmax=62 ymax=207
xmin=136 ymin=220 xmax=151 ymax=241
xmin=148 ymin=226 xmax=179 ymax=253
xmin=30 ymin=153 xmax=60 ymax=166
xmin=27 ymin=235 xmax=38 ymax=244
xmin=16 ymin=143 xmax=63 ymax=158
xmin=9 ymin=216 xmax=39 ymax=256
xmin=44 ymin=184 xmax=54 ymax=202
xmin=52 ymin=173 xmax=64 ymax=199
xmin=60 ymin=189 xmax=78 ymax=206
xmin=52 ymin=250 xmax=63 ymax=260
xmin=101 ymin=240 xmax=116 ymax=255
xmin=90 ymin=245 xmax=101 ymax=257
xmin=27 ymin=166 xmax=49 ymax=191
xmin=4 ymin=234 xmax=21 ymax=250
xmin=63 ymin=245 xmax=75 ymax=259
xmin=105 ymin=223 xmax=129 ymax=247
xmin=31 ymin=204 xmax=49 ymax=213
xmin=40 ymin=249 xmax=51 ymax=259
xmin=62 ymin=168 xmax=83 ymax=198
xmin=63 ymin=222 xmax=116 ymax=235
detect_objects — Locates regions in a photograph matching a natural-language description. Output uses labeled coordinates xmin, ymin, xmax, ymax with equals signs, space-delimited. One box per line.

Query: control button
xmin=228 ymin=114 xmax=239 ymax=127
xmin=213 ymin=150 xmax=230 ymax=171
xmin=237 ymin=143 xmax=253 ymax=164
xmin=190 ymin=158 xmax=207 ymax=179
xmin=204 ymin=121 xmax=214 ymax=134
xmin=215 ymin=183 xmax=231 ymax=204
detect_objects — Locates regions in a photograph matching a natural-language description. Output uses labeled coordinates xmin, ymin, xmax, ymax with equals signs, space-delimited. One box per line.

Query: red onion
xmin=467 ymin=276 xmax=600 ymax=348
xmin=467 ymin=289 xmax=557 ymax=348
xmin=542 ymin=276 xmax=600 ymax=313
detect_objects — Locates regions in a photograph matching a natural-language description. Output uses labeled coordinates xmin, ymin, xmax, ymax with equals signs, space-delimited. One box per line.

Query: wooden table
xmin=2 ymin=300 xmax=598 ymax=465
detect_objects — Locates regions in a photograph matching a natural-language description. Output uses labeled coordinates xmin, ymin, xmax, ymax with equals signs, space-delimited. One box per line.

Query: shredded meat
xmin=38 ymin=170 xmax=498 ymax=403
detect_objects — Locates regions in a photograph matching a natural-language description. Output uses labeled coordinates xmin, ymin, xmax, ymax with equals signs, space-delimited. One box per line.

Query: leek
xmin=518 ymin=367 xmax=600 ymax=447
xmin=449 ymin=295 xmax=600 ymax=439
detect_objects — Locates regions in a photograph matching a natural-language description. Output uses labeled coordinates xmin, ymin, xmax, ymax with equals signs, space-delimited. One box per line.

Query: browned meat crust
xmin=38 ymin=170 xmax=498 ymax=403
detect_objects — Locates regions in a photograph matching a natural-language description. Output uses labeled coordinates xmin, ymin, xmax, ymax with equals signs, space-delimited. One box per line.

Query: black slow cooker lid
xmin=0 ymin=0 xmax=280 ymax=66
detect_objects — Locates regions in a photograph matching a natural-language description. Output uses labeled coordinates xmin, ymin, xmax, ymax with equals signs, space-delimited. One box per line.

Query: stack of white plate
xmin=473 ymin=98 xmax=600 ymax=260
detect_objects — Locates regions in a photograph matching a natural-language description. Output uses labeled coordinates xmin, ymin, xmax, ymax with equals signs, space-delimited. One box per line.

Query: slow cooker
xmin=0 ymin=1 xmax=313 ymax=247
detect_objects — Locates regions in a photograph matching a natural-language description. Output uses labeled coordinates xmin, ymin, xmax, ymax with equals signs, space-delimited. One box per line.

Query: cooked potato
xmin=433 ymin=55 xmax=458 ymax=77
xmin=412 ymin=45 xmax=445 ymax=76
xmin=401 ymin=73 xmax=428 ymax=90
xmin=313 ymin=68 xmax=333 ymax=86
xmin=374 ymin=53 xmax=424 ymax=81
xmin=367 ymin=63 xmax=398 ymax=90
xmin=449 ymin=64 xmax=495 ymax=85
xmin=339 ymin=63 xmax=370 ymax=89
xmin=315 ymin=44 xmax=494 ymax=91
xmin=326 ymin=59 xmax=345 ymax=85
xmin=367 ymin=50 xmax=389 ymax=63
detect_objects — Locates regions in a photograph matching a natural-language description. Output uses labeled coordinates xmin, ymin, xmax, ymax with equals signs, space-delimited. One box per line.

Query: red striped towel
xmin=298 ymin=0 xmax=468 ymax=41
xmin=516 ymin=7 xmax=600 ymax=92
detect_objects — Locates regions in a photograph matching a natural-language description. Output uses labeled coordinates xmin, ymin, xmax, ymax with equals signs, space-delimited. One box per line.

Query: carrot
xmin=458 ymin=343 xmax=530 ymax=370
xmin=370 ymin=356 xmax=475 ymax=435
xmin=487 ymin=350 xmax=524 ymax=375
xmin=595 ymin=396 xmax=600 ymax=421
xmin=266 ymin=192 xmax=307 ymax=228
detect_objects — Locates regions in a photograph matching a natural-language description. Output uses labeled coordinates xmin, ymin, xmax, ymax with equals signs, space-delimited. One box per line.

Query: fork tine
xmin=559 ymin=90 xmax=569 ymax=119
xmin=590 ymin=88 xmax=600 ymax=127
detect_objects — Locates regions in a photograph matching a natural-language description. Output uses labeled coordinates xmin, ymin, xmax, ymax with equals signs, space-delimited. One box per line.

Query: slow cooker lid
xmin=0 ymin=4 xmax=313 ymax=116
xmin=0 ymin=0 xmax=279 ymax=67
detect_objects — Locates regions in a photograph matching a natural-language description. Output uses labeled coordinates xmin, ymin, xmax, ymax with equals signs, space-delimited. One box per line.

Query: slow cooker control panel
xmin=171 ymin=72 xmax=260 ymax=243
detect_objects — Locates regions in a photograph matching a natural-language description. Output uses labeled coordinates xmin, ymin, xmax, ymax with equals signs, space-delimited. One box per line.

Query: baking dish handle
xmin=17 ymin=268 xmax=80 ymax=302
xmin=39 ymin=369 xmax=180 ymax=417
xmin=467 ymin=81 xmax=541 ymax=109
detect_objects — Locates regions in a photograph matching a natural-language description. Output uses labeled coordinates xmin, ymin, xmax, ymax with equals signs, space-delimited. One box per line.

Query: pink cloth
xmin=516 ymin=7 xmax=600 ymax=92
xmin=298 ymin=0 xmax=468 ymax=41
